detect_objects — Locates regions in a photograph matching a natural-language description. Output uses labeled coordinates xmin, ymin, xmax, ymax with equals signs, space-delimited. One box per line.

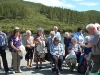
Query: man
xmin=0 ymin=28 xmax=9 ymax=75
xmin=79 ymin=24 xmax=100 ymax=75
xmin=53 ymin=26 xmax=61 ymax=42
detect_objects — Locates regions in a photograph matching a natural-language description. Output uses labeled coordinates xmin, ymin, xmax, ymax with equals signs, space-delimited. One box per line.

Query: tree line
xmin=40 ymin=5 xmax=100 ymax=24
xmin=0 ymin=2 xmax=28 ymax=19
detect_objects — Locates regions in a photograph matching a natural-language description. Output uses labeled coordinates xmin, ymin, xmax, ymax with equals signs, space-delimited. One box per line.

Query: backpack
xmin=77 ymin=59 xmax=87 ymax=74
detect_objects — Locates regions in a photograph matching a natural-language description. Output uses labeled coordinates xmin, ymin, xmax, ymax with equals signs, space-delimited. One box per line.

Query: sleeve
xmin=90 ymin=33 xmax=99 ymax=45
xmin=50 ymin=45 xmax=56 ymax=55
xmin=60 ymin=44 xmax=65 ymax=55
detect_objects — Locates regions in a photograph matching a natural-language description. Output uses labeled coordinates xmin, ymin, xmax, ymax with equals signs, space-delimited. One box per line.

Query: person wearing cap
xmin=0 ymin=28 xmax=9 ymax=75
xmin=53 ymin=26 xmax=61 ymax=42
xmin=24 ymin=30 xmax=35 ymax=68
xmin=50 ymin=37 xmax=64 ymax=75
xmin=34 ymin=27 xmax=46 ymax=69
xmin=10 ymin=28 xmax=23 ymax=73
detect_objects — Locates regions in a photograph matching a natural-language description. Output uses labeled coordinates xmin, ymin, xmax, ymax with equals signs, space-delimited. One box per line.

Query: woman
xmin=65 ymin=38 xmax=81 ymax=72
xmin=50 ymin=37 xmax=64 ymax=75
xmin=46 ymin=31 xmax=55 ymax=61
xmin=10 ymin=28 xmax=22 ymax=73
xmin=24 ymin=30 xmax=35 ymax=68
xmin=64 ymin=32 xmax=72 ymax=56
xmin=34 ymin=27 xmax=46 ymax=69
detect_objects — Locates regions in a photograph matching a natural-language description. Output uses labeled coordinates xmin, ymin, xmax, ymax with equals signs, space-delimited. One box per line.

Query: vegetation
xmin=0 ymin=0 xmax=100 ymax=34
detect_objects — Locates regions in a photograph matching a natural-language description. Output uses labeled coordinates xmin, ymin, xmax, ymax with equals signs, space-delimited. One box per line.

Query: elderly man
xmin=0 ymin=28 xmax=9 ymax=75
xmin=53 ymin=26 xmax=61 ymax=42
xmin=79 ymin=24 xmax=100 ymax=74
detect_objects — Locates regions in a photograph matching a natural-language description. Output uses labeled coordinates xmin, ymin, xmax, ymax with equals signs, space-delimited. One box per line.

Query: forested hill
xmin=0 ymin=0 xmax=100 ymax=34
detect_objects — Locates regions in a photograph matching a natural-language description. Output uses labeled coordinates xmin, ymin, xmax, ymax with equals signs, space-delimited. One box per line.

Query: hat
xmin=14 ymin=27 xmax=19 ymax=30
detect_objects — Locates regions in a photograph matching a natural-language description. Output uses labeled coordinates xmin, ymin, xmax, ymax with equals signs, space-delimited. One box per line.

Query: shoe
xmin=12 ymin=71 xmax=15 ymax=74
xmin=39 ymin=67 xmax=42 ymax=69
xmin=5 ymin=72 xmax=9 ymax=75
xmin=56 ymin=70 xmax=60 ymax=75
xmin=15 ymin=70 xmax=22 ymax=73
xmin=29 ymin=65 xmax=32 ymax=67
xmin=26 ymin=65 xmax=29 ymax=68
xmin=10 ymin=67 xmax=13 ymax=71
xmin=52 ymin=68 xmax=56 ymax=72
xmin=35 ymin=67 xmax=38 ymax=69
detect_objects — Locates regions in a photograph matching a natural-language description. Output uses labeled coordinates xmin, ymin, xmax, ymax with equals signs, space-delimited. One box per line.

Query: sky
xmin=23 ymin=0 xmax=100 ymax=11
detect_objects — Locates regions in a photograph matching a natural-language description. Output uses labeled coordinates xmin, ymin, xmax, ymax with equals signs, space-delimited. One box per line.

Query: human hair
xmin=77 ymin=27 xmax=82 ymax=32
xmin=50 ymin=31 xmax=55 ymax=35
xmin=64 ymin=32 xmax=70 ymax=37
xmin=53 ymin=37 xmax=59 ymax=43
xmin=54 ymin=26 xmax=58 ymax=30
xmin=71 ymin=37 xmax=77 ymax=42
xmin=86 ymin=24 xmax=97 ymax=30
xmin=38 ymin=27 xmax=44 ymax=33
xmin=26 ymin=30 xmax=31 ymax=35
xmin=13 ymin=29 xmax=20 ymax=36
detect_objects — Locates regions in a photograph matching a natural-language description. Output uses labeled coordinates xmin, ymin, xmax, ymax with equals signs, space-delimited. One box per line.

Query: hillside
xmin=0 ymin=0 xmax=100 ymax=34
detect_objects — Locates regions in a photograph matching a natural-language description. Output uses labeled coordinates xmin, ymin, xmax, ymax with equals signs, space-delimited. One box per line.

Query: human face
xmin=53 ymin=28 xmax=58 ymax=32
xmin=38 ymin=30 xmax=42 ymax=36
xmin=51 ymin=34 xmax=54 ymax=38
xmin=72 ymin=39 xmax=77 ymax=45
xmin=87 ymin=28 xmax=95 ymax=35
xmin=27 ymin=32 xmax=31 ymax=37
xmin=54 ymin=41 xmax=59 ymax=45
xmin=15 ymin=31 xmax=20 ymax=37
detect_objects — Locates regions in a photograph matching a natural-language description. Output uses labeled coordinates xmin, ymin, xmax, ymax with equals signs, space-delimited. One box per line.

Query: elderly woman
xmin=64 ymin=32 xmax=72 ymax=56
xmin=34 ymin=27 xmax=46 ymax=69
xmin=50 ymin=37 xmax=64 ymax=75
xmin=65 ymin=38 xmax=81 ymax=72
xmin=10 ymin=28 xmax=22 ymax=73
xmin=46 ymin=31 xmax=55 ymax=61
xmin=24 ymin=30 xmax=35 ymax=68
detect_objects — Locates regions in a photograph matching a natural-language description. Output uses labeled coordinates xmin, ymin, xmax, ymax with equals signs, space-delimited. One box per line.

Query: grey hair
xmin=54 ymin=26 xmax=58 ymax=30
xmin=38 ymin=27 xmax=44 ymax=32
xmin=26 ymin=30 xmax=31 ymax=35
xmin=50 ymin=31 xmax=55 ymax=35
xmin=86 ymin=24 xmax=97 ymax=30
xmin=71 ymin=37 xmax=77 ymax=42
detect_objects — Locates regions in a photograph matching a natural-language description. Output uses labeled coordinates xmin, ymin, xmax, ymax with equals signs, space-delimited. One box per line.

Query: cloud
xmin=73 ymin=0 xmax=84 ymax=2
xmin=24 ymin=0 xmax=75 ymax=8
xmin=79 ymin=2 xmax=99 ymax=6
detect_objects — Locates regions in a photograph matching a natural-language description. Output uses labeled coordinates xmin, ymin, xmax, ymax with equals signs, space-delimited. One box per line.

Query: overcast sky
xmin=24 ymin=0 xmax=100 ymax=11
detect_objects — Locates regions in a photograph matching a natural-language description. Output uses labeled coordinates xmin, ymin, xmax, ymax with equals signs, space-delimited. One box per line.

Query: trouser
xmin=12 ymin=52 xmax=21 ymax=71
xmin=65 ymin=58 xmax=76 ymax=71
xmin=91 ymin=54 xmax=100 ymax=73
xmin=0 ymin=56 xmax=1 ymax=68
xmin=52 ymin=55 xmax=63 ymax=72
xmin=0 ymin=47 xmax=9 ymax=72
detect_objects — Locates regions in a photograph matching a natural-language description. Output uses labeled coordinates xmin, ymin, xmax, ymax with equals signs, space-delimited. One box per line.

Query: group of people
xmin=0 ymin=23 xmax=100 ymax=75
